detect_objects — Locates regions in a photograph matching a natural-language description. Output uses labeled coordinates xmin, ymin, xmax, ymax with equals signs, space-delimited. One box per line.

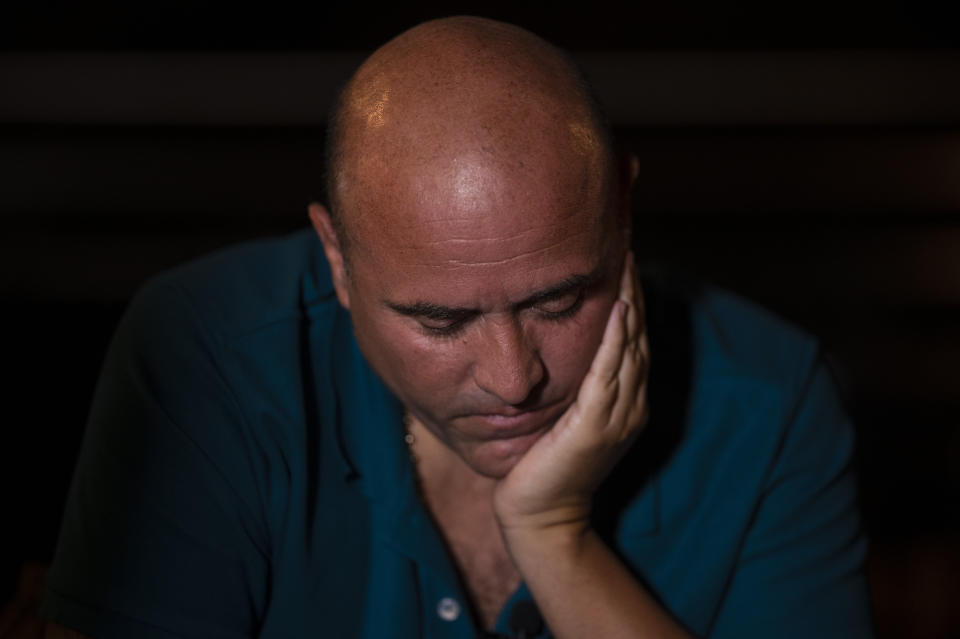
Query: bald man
xmin=37 ymin=17 xmax=873 ymax=639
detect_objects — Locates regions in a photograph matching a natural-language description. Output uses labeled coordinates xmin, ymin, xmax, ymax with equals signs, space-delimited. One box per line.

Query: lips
xmin=464 ymin=402 xmax=563 ymax=440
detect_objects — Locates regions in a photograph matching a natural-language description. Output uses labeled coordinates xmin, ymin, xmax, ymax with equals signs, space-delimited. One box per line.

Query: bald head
xmin=324 ymin=16 xmax=617 ymax=254
xmin=310 ymin=19 xmax=633 ymax=466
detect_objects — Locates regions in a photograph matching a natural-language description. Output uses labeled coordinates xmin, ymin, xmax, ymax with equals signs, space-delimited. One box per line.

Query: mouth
xmin=466 ymin=402 xmax=563 ymax=440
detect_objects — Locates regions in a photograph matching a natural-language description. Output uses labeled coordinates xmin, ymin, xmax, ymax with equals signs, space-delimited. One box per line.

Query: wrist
xmin=497 ymin=508 xmax=593 ymax=562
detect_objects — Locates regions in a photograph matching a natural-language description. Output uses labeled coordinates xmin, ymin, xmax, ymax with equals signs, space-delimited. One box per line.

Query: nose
xmin=471 ymin=317 xmax=545 ymax=406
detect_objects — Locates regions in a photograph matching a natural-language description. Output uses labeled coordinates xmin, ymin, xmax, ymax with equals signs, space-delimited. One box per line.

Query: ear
xmin=308 ymin=202 xmax=351 ymax=309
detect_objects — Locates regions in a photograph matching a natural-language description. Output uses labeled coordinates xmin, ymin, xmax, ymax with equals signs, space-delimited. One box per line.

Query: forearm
xmin=505 ymin=524 xmax=693 ymax=639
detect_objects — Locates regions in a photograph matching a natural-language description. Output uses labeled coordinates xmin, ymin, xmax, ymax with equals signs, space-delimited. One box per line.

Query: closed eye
xmin=534 ymin=288 xmax=585 ymax=320
xmin=387 ymin=268 xmax=600 ymax=339
xmin=420 ymin=293 xmax=583 ymax=337
xmin=420 ymin=318 xmax=470 ymax=338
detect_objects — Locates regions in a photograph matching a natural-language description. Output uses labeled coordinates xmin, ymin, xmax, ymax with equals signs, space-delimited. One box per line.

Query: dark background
xmin=2 ymin=1 xmax=959 ymax=637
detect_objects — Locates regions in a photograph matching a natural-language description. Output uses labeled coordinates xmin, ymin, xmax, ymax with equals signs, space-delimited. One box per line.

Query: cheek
xmin=536 ymin=297 xmax=614 ymax=386
xmin=353 ymin=312 xmax=468 ymax=393
xmin=398 ymin=339 xmax=469 ymax=391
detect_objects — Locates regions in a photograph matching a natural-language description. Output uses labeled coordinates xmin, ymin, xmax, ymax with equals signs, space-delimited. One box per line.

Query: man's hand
xmin=493 ymin=250 xmax=649 ymax=540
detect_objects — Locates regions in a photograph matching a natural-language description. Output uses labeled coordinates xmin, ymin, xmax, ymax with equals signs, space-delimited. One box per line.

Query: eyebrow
xmin=385 ymin=266 xmax=604 ymax=320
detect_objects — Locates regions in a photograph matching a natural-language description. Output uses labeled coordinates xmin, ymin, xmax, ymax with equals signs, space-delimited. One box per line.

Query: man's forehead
xmin=380 ymin=250 xmax=608 ymax=311
xmin=351 ymin=201 xmax=611 ymax=310
xmin=348 ymin=147 xmax=606 ymax=239
xmin=356 ymin=194 xmax=605 ymax=268
xmin=341 ymin=136 xmax=616 ymax=293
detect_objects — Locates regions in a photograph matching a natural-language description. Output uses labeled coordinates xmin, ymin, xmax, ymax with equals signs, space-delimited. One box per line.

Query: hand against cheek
xmin=493 ymin=252 xmax=650 ymax=540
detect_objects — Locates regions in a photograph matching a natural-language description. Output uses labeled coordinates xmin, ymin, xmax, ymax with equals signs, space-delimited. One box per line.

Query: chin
xmin=462 ymin=428 xmax=545 ymax=479
xmin=465 ymin=456 xmax=519 ymax=480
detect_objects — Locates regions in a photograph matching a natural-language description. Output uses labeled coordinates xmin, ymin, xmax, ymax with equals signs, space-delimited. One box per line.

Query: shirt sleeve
xmin=708 ymin=357 xmax=875 ymax=638
xmin=41 ymin=280 xmax=271 ymax=639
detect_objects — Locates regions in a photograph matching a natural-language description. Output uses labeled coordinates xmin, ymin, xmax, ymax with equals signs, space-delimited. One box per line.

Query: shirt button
xmin=436 ymin=597 xmax=461 ymax=621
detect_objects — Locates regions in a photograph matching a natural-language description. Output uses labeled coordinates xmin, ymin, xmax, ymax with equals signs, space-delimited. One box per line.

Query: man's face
xmin=324 ymin=146 xmax=624 ymax=479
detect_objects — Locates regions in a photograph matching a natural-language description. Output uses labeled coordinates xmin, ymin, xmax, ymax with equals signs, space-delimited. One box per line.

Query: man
xmin=37 ymin=16 xmax=873 ymax=638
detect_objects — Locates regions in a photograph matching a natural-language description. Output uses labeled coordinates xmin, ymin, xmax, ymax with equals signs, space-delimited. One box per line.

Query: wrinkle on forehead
xmin=364 ymin=201 xmax=597 ymax=255
xmin=432 ymin=246 xmax=578 ymax=269
xmin=417 ymin=221 xmax=582 ymax=246
xmin=380 ymin=227 xmax=599 ymax=274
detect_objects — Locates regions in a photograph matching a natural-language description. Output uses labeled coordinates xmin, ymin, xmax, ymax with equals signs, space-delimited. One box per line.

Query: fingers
xmin=621 ymin=251 xmax=639 ymax=346
xmin=577 ymin=251 xmax=636 ymax=418
xmin=609 ymin=252 xmax=648 ymax=432
xmin=587 ymin=294 xmax=628 ymax=389
xmin=573 ymin=249 xmax=650 ymax=445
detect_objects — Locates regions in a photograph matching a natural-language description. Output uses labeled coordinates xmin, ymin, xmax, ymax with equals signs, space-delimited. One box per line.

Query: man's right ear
xmin=308 ymin=202 xmax=351 ymax=309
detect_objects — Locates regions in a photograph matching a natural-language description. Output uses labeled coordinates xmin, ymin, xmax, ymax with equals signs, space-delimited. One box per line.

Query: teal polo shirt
xmin=42 ymin=229 xmax=873 ymax=638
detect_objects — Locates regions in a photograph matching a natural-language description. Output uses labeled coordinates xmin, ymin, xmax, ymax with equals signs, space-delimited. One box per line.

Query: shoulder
xmin=628 ymin=278 xmax=868 ymax=636
xmin=93 ymin=228 xmax=346 ymax=505
xmin=134 ymin=228 xmax=335 ymax=340
xmin=690 ymin=285 xmax=818 ymax=389
xmin=640 ymin=276 xmax=836 ymax=491
xmin=89 ymin=231 xmax=343 ymax=469
xmin=645 ymin=276 xmax=820 ymax=410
